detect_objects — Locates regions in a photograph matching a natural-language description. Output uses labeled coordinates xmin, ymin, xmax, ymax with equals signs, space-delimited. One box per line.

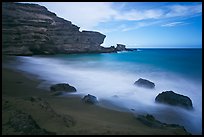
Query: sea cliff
xmin=2 ymin=2 xmax=117 ymax=55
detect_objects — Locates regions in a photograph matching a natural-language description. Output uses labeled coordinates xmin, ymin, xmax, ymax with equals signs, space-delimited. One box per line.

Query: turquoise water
xmin=54 ymin=48 xmax=202 ymax=81
xmin=4 ymin=48 xmax=202 ymax=134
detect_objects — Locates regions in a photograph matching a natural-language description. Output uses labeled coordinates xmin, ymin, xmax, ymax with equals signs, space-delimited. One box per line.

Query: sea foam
xmin=6 ymin=54 xmax=202 ymax=135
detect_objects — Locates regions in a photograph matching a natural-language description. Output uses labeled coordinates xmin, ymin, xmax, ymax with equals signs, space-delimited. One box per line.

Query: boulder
xmin=155 ymin=91 xmax=193 ymax=110
xmin=134 ymin=78 xmax=155 ymax=89
xmin=50 ymin=83 xmax=76 ymax=92
xmin=82 ymin=94 xmax=98 ymax=104
xmin=116 ymin=44 xmax=126 ymax=51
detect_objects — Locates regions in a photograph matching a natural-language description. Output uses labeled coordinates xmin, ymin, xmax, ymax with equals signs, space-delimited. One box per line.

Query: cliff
xmin=2 ymin=2 xmax=116 ymax=55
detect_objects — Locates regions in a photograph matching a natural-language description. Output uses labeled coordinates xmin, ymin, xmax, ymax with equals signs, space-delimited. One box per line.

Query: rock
xmin=116 ymin=44 xmax=126 ymax=51
xmin=115 ymin=44 xmax=137 ymax=52
xmin=2 ymin=2 xmax=116 ymax=55
xmin=155 ymin=91 xmax=193 ymax=110
xmin=99 ymin=46 xmax=117 ymax=53
xmin=137 ymin=114 xmax=191 ymax=134
xmin=134 ymin=78 xmax=155 ymax=89
xmin=126 ymin=48 xmax=137 ymax=51
xmin=50 ymin=83 xmax=76 ymax=92
xmin=82 ymin=94 xmax=98 ymax=104
xmin=2 ymin=46 xmax=33 ymax=56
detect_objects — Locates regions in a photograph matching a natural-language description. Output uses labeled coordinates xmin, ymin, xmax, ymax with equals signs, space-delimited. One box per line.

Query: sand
xmin=2 ymin=58 xmax=190 ymax=135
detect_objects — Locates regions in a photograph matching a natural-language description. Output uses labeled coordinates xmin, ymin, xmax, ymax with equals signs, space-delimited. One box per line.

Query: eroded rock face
xmin=134 ymin=78 xmax=155 ymax=89
xmin=2 ymin=2 xmax=113 ymax=55
xmin=155 ymin=91 xmax=193 ymax=110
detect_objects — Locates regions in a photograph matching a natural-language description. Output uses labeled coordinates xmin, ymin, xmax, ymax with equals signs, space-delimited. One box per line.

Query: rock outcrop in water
xmin=116 ymin=44 xmax=126 ymax=51
xmin=155 ymin=91 xmax=193 ymax=110
xmin=134 ymin=78 xmax=155 ymax=89
xmin=116 ymin=44 xmax=136 ymax=52
xmin=2 ymin=2 xmax=116 ymax=55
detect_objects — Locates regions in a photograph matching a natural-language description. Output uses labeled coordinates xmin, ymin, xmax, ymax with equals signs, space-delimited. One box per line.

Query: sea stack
xmin=116 ymin=44 xmax=126 ymax=51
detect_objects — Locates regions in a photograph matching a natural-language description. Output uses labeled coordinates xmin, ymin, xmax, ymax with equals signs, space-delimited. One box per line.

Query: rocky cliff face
xmin=2 ymin=2 xmax=115 ymax=55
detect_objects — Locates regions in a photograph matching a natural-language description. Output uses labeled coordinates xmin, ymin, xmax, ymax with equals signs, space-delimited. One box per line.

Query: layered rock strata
xmin=2 ymin=2 xmax=116 ymax=55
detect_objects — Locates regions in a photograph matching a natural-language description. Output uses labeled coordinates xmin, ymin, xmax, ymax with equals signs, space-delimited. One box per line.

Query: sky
xmin=22 ymin=2 xmax=202 ymax=48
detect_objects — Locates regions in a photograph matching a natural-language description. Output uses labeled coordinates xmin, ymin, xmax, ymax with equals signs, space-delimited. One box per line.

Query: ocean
xmin=3 ymin=48 xmax=202 ymax=134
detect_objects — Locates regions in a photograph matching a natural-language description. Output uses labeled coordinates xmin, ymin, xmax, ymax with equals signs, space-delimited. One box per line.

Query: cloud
xmin=25 ymin=2 xmax=117 ymax=31
xmin=96 ymin=24 xmax=128 ymax=33
xmin=121 ymin=22 xmax=153 ymax=31
xmin=113 ymin=4 xmax=202 ymax=21
xmin=121 ymin=20 xmax=164 ymax=31
xmin=21 ymin=2 xmax=202 ymax=31
xmin=55 ymin=2 xmax=116 ymax=30
xmin=165 ymin=4 xmax=202 ymax=18
xmin=161 ymin=22 xmax=184 ymax=27
xmin=114 ymin=9 xmax=164 ymax=21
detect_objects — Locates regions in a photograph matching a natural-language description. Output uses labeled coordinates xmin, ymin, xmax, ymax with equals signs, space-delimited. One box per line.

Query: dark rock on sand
xmin=50 ymin=83 xmax=76 ymax=92
xmin=134 ymin=78 xmax=155 ymax=89
xmin=82 ymin=94 xmax=98 ymax=104
xmin=7 ymin=110 xmax=55 ymax=135
xmin=155 ymin=91 xmax=193 ymax=110
xmin=137 ymin=114 xmax=190 ymax=134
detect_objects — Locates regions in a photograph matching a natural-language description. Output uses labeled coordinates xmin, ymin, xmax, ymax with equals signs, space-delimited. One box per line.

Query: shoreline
xmin=2 ymin=58 xmax=191 ymax=135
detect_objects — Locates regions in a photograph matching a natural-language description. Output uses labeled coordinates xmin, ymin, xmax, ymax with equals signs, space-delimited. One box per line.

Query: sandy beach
xmin=2 ymin=2 xmax=201 ymax=135
xmin=2 ymin=57 xmax=191 ymax=135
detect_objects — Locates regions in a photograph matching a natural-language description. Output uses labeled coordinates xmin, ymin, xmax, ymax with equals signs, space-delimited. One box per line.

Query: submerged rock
xmin=50 ymin=83 xmax=76 ymax=92
xmin=82 ymin=94 xmax=98 ymax=104
xmin=155 ymin=91 xmax=193 ymax=110
xmin=134 ymin=78 xmax=155 ymax=89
